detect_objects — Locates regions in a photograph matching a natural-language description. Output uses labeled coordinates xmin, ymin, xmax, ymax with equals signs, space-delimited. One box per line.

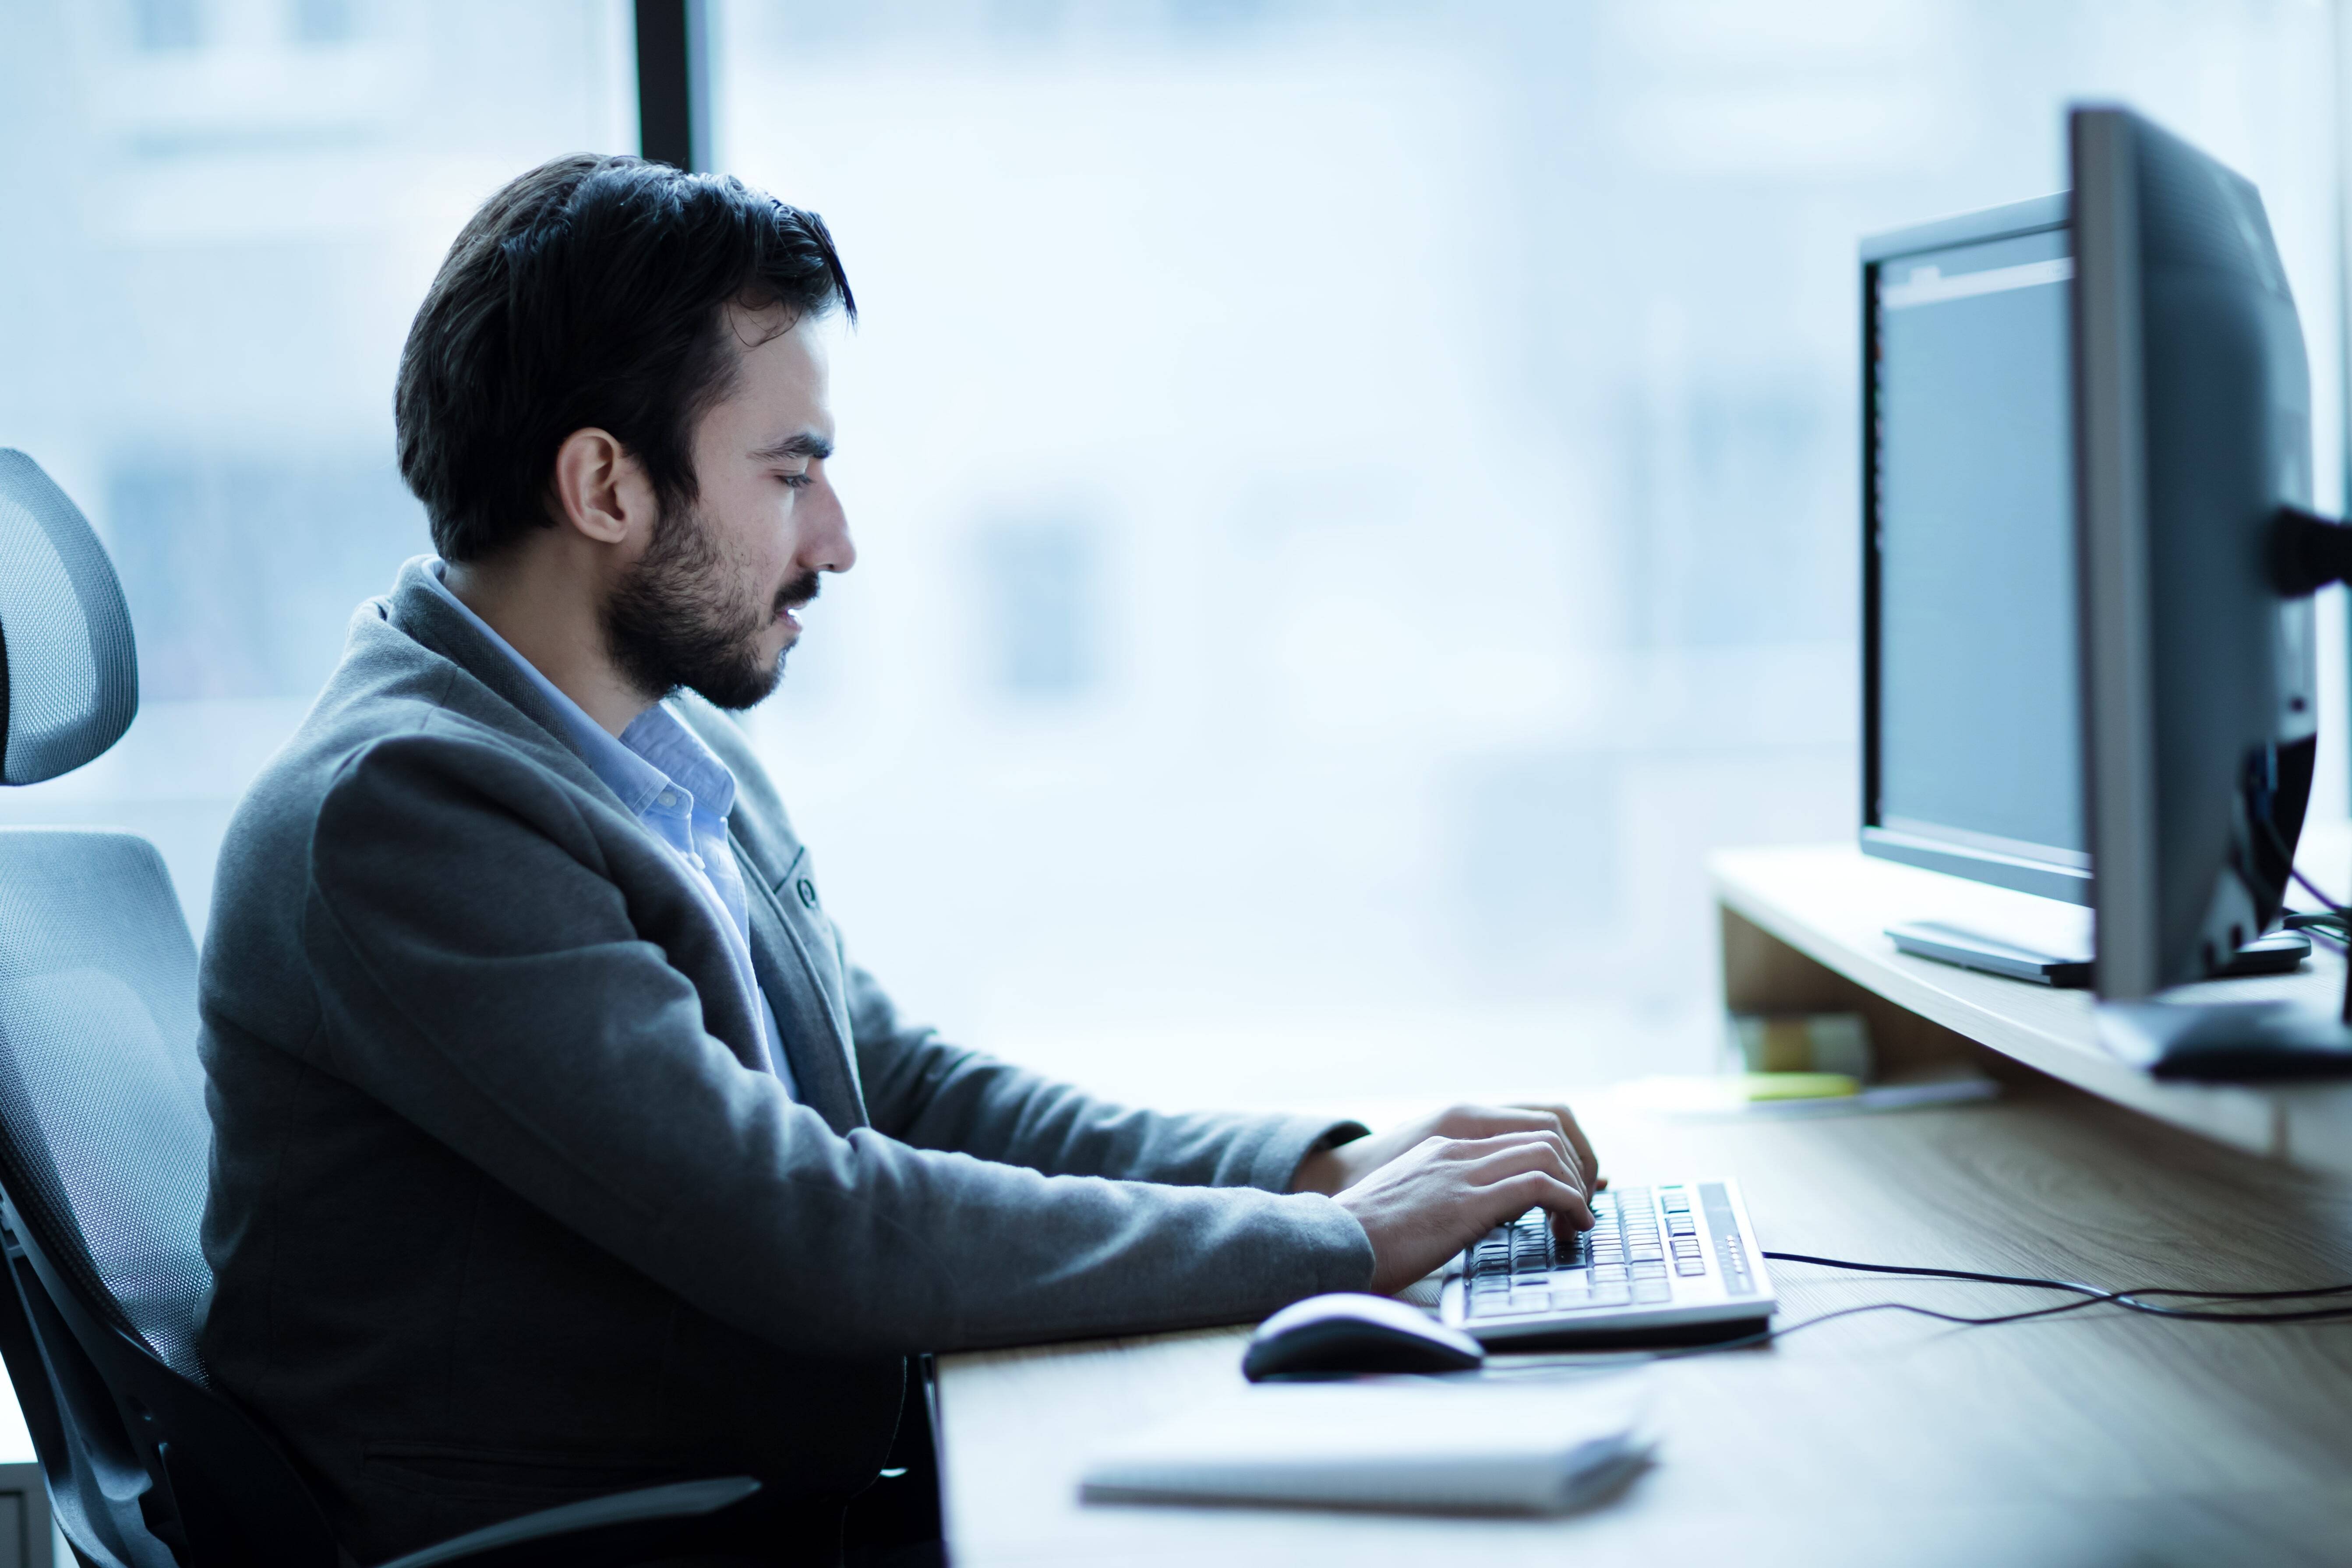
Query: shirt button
xmin=657 ymin=791 xmax=678 ymax=808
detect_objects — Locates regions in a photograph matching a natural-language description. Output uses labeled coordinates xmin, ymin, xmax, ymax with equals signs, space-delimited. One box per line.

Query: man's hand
xmin=1320 ymin=1131 xmax=1594 ymax=1296
xmin=1290 ymin=1102 xmax=1602 ymax=1197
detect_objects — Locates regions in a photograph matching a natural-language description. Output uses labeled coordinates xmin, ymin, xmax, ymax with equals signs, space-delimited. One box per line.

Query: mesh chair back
xmin=0 ymin=829 xmax=347 ymax=1567
xmin=0 ymin=450 xmax=138 ymax=785
xmin=0 ymin=830 xmax=212 ymax=1382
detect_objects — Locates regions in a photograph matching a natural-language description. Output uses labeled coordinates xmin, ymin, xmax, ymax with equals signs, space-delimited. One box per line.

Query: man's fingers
xmin=1432 ymin=1105 xmax=1559 ymax=1141
xmin=1439 ymin=1130 xmax=1579 ymax=1187
xmin=1484 ymin=1170 xmax=1594 ymax=1231
xmin=1459 ymin=1134 xmax=1586 ymax=1198
xmin=1509 ymin=1101 xmax=1600 ymax=1186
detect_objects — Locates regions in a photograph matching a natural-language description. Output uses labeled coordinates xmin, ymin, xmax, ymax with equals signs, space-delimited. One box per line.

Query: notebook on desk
xmin=1439 ymin=1180 xmax=1776 ymax=1345
xmin=1079 ymin=1371 xmax=1651 ymax=1514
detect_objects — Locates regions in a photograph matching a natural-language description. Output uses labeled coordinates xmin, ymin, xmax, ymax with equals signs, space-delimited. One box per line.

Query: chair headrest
xmin=0 ymin=451 xmax=138 ymax=784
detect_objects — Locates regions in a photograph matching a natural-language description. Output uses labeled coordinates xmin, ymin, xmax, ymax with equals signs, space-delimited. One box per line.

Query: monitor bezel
xmin=1858 ymin=193 xmax=2091 ymax=905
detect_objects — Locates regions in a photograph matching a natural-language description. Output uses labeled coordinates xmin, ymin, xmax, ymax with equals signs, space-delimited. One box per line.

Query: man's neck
xmin=441 ymin=557 xmax=653 ymax=738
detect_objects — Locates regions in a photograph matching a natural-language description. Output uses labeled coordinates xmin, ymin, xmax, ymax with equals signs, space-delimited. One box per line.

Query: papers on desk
xmin=1078 ymin=1371 xmax=1651 ymax=1515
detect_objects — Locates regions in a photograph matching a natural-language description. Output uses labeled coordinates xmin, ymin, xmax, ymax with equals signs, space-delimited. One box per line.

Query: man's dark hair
xmin=396 ymin=154 xmax=855 ymax=562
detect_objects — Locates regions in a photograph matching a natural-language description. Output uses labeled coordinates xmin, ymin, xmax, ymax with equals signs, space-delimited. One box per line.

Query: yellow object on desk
xmin=1739 ymin=1071 xmax=1859 ymax=1101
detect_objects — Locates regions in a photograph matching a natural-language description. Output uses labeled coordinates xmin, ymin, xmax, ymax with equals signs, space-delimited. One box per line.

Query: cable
xmin=1480 ymin=1251 xmax=2352 ymax=1375
xmin=1481 ymin=1291 xmax=2115 ymax=1375
xmin=2283 ymin=912 xmax=2350 ymax=953
xmin=2288 ymin=863 xmax=2350 ymax=922
xmin=2257 ymin=811 xmax=2348 ymax=925
xmin=1763 ymin=1250 xmax=2352 ymax=1324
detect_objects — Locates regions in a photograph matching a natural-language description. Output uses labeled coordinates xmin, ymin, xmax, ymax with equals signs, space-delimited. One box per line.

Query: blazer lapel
xmin=739 ymin=839 xmax=867 ymax=1134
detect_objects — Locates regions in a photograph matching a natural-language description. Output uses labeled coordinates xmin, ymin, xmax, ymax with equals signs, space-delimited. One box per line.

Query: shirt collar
xmin=420 ymin=558 xmax=716 ymax=819
xmin=618 ymin=704 xmax=738 ymax=822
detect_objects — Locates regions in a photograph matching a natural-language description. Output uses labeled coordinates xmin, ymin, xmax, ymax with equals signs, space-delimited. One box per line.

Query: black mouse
xmin=1242 ymin=1293 xmax=1486 ymax=1381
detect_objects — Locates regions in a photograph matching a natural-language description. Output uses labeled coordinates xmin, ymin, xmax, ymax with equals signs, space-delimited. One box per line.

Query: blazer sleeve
xmin=300 ymin=732 xmax=1374 ymax=1357
xmin=846 ymin=966 xmax=1369 ymax=1191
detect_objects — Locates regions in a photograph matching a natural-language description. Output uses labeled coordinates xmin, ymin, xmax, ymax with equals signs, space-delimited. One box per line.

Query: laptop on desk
xmin=1439 ymin=1180 xmax=1777 ymax=1346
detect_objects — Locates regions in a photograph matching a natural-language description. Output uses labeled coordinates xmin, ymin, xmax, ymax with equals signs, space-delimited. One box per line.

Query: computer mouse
xmin=1241 ymin=1293 xmax=1486 ymax=1381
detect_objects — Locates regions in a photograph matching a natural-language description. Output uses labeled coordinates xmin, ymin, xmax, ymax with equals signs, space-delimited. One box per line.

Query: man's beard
xmin=601 ymin=501 xmax=818 ymax=713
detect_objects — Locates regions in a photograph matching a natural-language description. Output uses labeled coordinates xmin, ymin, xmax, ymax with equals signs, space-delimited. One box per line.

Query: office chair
xmin=0 ymin=450 xmax=770 ymax=1567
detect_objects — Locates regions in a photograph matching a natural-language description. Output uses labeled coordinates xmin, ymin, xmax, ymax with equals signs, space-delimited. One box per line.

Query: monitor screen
xmin=1867 ymin=220 xmax=2088 ymax=900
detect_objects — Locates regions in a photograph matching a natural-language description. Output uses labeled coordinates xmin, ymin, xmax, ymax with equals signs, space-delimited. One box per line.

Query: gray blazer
xmin=196 ymin=558 xmax=1373 ymax=1561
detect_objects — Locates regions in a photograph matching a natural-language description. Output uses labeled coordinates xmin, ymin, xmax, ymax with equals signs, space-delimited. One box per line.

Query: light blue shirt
xmin=423 ymin=561 xmax=797 ymax=1096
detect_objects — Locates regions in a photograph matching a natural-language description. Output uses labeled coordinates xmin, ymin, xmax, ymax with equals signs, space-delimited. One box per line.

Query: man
xmin=197 ymin=154 xmax=1599 ymax=1565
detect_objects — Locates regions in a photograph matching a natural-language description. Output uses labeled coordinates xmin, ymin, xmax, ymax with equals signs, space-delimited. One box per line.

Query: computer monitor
xmin=1861 ymin=196 xmax=2090 ymax=908
xmin=1860 ymin=133 xmax=2317 ymax=995
xmin=2071 ymin=106 xmax=2320 ymax=1015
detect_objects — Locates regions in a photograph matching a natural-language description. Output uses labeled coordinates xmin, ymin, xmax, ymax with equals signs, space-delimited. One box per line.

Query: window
xmin=1 ymin=0 xmax=2340 ymax=1112
xmin=0 ymin=0 xmax=636 ymax=936
xmin=710 ymin=0 xmax=2344 ymax=1102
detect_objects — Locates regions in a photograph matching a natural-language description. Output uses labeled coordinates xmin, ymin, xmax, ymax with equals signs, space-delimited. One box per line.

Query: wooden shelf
xmin=1711 ymin=841 xmax=2352 ymax=1176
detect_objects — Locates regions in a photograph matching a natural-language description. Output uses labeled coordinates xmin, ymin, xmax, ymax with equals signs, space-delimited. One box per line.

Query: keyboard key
xmin=1675 ymin=1260 xmax=1705 ymax=1276
xmin=1592 ymin=1285 xmax=1633 ymax=1306
xmin=1634 ymin=1282 xmax=1671 ymax=1303
xmin=1667 ymin=1215 xmax=1697 ymax=1236
xmin=1549 ymin=1286 xmax=1592 ymax=1309
xmin=1592 ymin=1264 xmax=1628 ymax=1282
xmin=1630 ymin=1261 xmax=1667 ymax=1278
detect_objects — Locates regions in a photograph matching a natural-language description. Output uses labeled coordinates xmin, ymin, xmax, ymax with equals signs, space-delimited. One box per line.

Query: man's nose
xmin=809 ymin=484 xmax=855 ymax=575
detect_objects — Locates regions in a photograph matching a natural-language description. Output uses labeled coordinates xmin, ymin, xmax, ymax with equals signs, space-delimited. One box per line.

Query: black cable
xmin=1763 ymin=1250 xmax=2352 ymax=1324
xmin=1482 ymin=1288 xmax=2116 ymax=1374
xmin=2282 ymin=911 xmax=2350 ymax=950
xmin=2288 ymin=862 xmax=2350 ymax=921
xmin=2257 ymin=811 xmax=2348 ymax=923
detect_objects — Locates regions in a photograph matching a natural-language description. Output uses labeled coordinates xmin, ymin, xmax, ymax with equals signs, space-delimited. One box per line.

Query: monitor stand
xmin=1886 ymin=919 xmax=2309 ymax=989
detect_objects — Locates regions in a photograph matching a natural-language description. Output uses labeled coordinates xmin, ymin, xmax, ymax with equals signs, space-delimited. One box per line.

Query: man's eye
xmin=779 ymin=472 xmax=813 ymax=491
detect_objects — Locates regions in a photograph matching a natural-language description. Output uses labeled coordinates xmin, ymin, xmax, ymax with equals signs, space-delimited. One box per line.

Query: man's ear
xmin=549 ymin=427 xmax=657 ymax=546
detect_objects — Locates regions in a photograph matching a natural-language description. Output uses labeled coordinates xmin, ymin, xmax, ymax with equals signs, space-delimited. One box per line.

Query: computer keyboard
xmin=1441 ymin=1180 xmax=1776 ymax=1344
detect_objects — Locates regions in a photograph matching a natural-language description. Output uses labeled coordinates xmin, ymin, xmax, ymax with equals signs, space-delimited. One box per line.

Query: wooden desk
xmin=936 ymin=847 xmax=2352 ymax=1565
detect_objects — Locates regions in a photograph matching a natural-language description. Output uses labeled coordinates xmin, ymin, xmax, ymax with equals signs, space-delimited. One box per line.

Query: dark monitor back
xmin=1861 ymin=196 xmax=2093 ymax=904
xmin=2072 ymin=106 xmax=2317 ymax=997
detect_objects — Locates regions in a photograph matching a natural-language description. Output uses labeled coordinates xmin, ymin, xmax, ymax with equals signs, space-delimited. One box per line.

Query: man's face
xmin=602 ymin=304 xmax=852 ymax=710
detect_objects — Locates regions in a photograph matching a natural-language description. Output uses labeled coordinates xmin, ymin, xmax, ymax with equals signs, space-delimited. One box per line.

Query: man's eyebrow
xmin=752 ymin=432 xmax=833 ymax=462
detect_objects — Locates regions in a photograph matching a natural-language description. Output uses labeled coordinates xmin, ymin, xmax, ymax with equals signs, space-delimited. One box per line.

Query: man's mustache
xmin=774 ymin=572 xmax=821 ymax=617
